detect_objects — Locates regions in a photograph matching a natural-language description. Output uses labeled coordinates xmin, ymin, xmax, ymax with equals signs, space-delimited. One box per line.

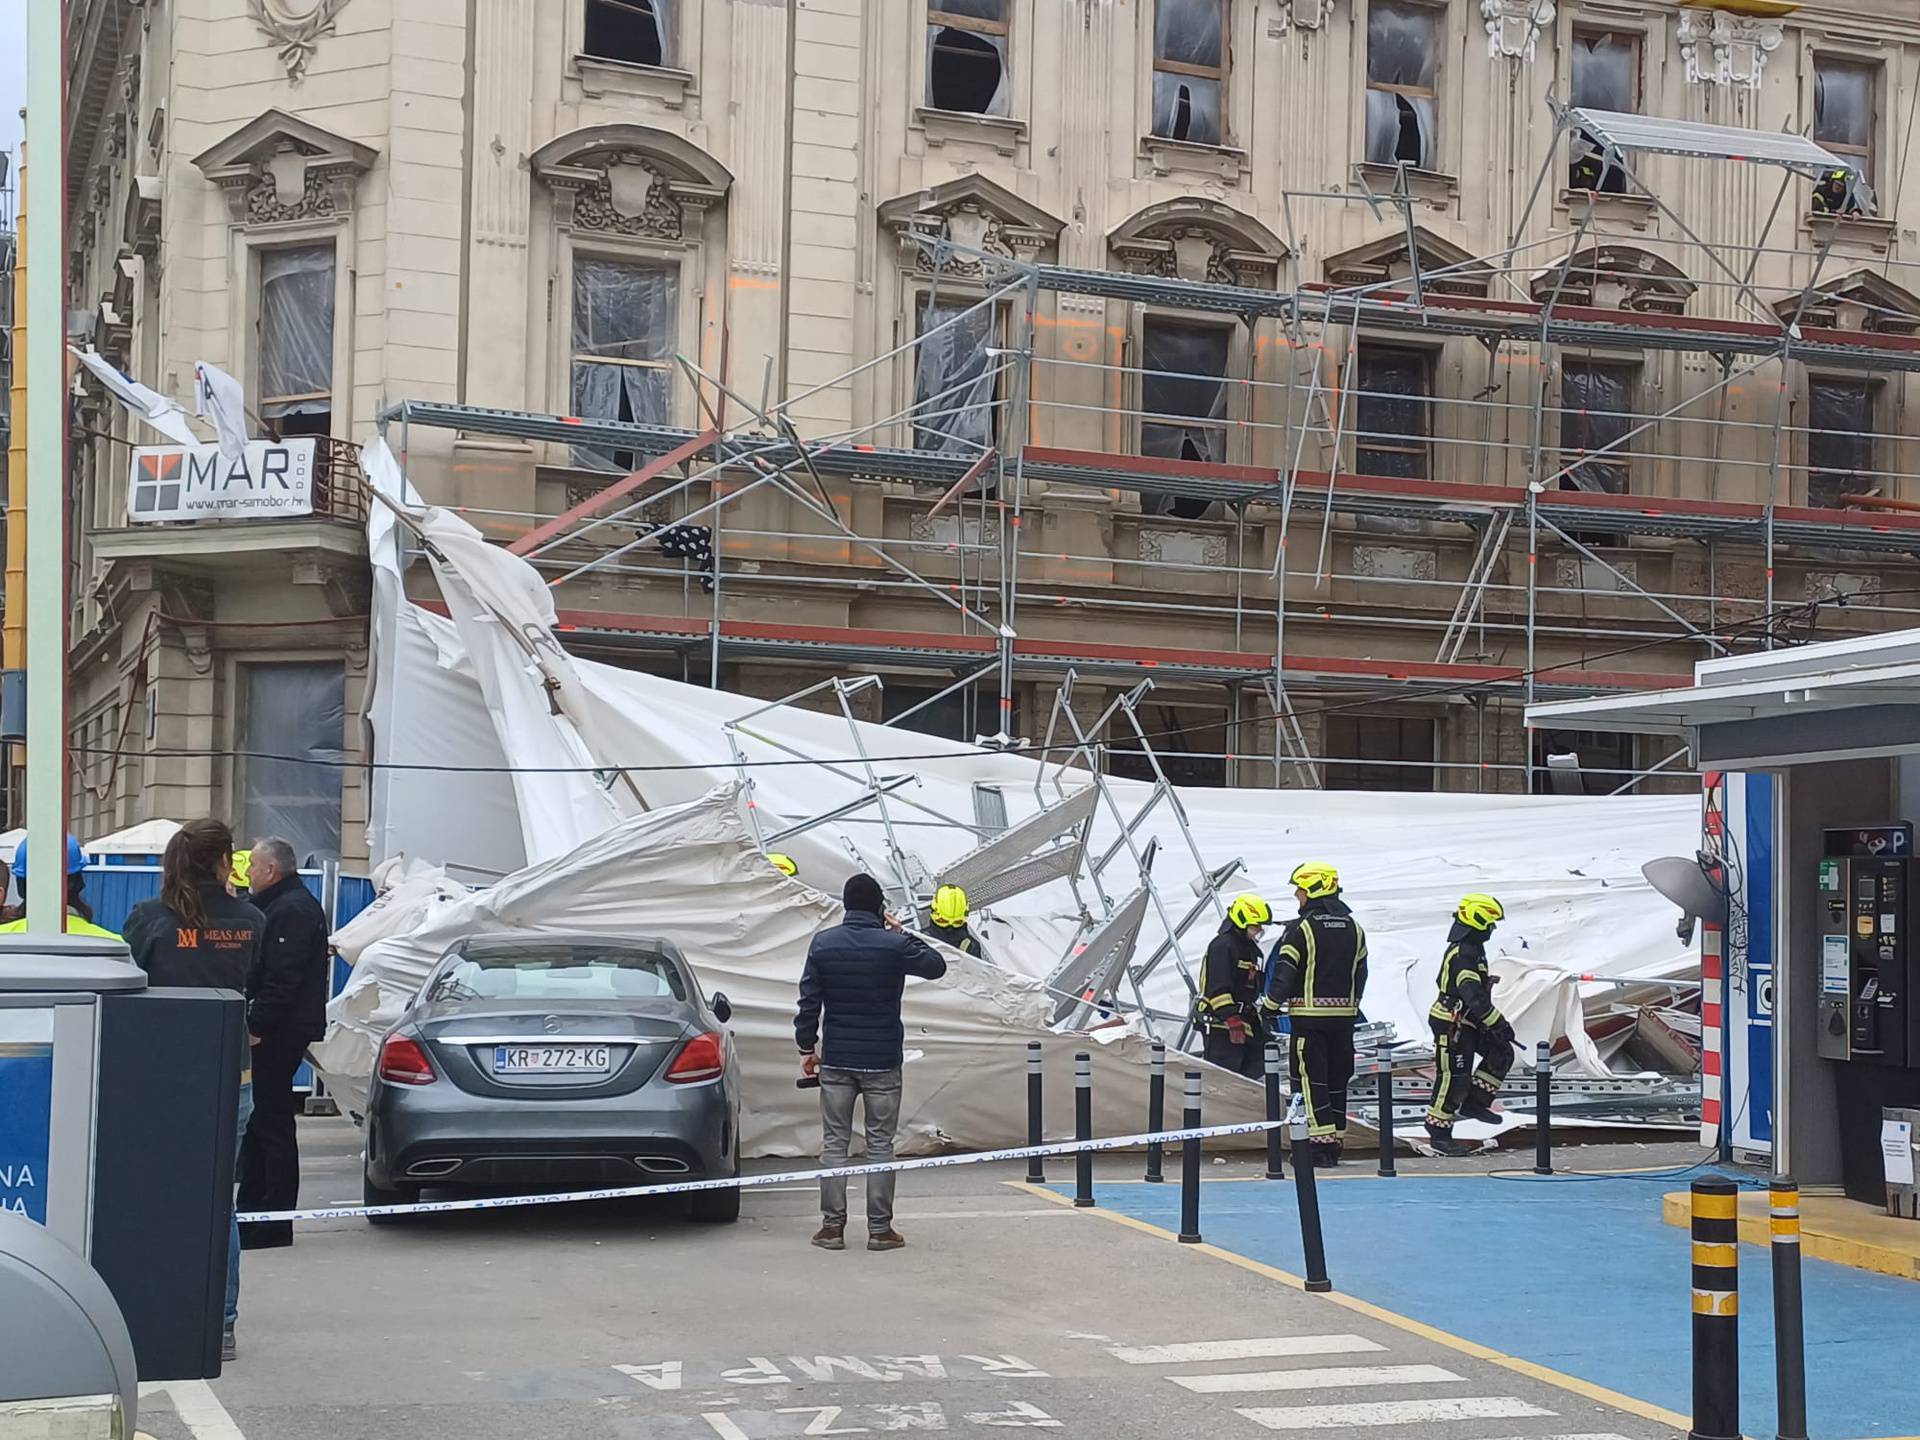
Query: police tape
xmin=234 ymin=1118 xmax=1287 ymax=1224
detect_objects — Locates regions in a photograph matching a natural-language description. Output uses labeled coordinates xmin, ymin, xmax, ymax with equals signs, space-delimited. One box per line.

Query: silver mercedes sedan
xmin=362 ymin=933 xmax=741 ymax=1223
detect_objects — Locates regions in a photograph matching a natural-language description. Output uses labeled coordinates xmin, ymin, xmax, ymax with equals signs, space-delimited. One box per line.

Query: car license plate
xmin=493 ymin=1044 xmax=612 ymax=1074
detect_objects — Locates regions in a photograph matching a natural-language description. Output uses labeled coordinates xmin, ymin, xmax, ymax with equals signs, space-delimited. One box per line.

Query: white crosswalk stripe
xmin=1236 ymin=1397 xmax=1556 ymax=1429
xmin=1171 ymin=1363 xmax=1464 ymax=1394
xmin=1108 ymin=1335 xmax=1387 ymax=1365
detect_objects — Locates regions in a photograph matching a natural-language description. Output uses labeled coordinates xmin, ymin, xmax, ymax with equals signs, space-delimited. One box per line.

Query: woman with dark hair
xmin=123 ymin=817 xmax=264 ymax=1364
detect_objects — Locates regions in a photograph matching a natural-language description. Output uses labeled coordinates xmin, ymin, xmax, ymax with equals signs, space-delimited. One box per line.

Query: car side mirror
xmin=712 ymin=992 xmax=733 ymax=1024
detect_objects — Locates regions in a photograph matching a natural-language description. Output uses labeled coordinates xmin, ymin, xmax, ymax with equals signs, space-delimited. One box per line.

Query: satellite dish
xmin=1642 ymin=855 xmax=1728 ymax=944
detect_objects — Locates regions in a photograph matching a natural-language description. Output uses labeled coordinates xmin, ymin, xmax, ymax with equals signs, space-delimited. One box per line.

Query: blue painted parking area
xmin=1058 ymin=1170 xmax=1920 ymax=1439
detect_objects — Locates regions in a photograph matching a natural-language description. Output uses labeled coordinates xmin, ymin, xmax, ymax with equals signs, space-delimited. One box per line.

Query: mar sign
xmin=127 ymin=437 xmax=317 ymax=523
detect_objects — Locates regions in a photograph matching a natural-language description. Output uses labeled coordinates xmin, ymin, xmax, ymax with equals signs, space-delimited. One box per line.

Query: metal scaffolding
xmin=379 ymin=104 xmax=1920 ymax=795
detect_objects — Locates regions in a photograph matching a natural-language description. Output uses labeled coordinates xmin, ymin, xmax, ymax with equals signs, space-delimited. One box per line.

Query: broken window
xmin=1569 ymin=30 xmax=1637 ymax=194
xmin=1324 ymin=715 xmax=1435 ymax=793
xmin=1558 ymin=358 xmax=1636 ymax=494
xmin=927 ymin=1 xmax=1011 ymax=117
xmin=1354 ymin=347 xmax=1433 ymax=479
xmin=583 ymin=0 xmax=672 ymax=69
xmin=1365 ymin=1 xmax=1438 ymax=170
xmin=1806 ymin=375 xmax=1875 ymax=509
xmin=1152 ymin=0 xmax=1227 ymax=147
xmin=570 ymin=256 xmax=678 ymax=473
xmin=1139 ymin=317 xmax=1230 ymax=519
xmin=258 ymin=244 xmax=335 ymax=437
xmin=241 ymin=660 xmax=347 ymax=864
xmin=1533 ymin=729 xmax=1633 ymax=796
xmin=1811 ymin=59 xmax=1875 ymax=215
xmin=914 ymin=296 xmax=999 ymax=456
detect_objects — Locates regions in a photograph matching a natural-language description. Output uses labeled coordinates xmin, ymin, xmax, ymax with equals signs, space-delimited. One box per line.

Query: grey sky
xmin=1 ymin=0 xmax=25 ymax=192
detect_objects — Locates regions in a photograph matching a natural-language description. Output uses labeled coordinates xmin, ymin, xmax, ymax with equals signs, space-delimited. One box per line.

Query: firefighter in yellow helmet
xmin=1425 ymin=892 xmax=1515 ymax=1157
xmin=1810 ymin=166 xmax=1859 ymax=216
xmin=1258 ymin=862 xmax=1367 ymax=1166
xmin=1195 ymin=893 xmax=1272 ymax=1078
xmin=925 ymin=884 xmax=984 ymax=959
xmin=768 ymin=853 xmax=799 ymax=878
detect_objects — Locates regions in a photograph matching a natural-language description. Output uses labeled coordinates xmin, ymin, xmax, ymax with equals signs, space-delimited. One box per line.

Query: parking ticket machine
xmin=1816 ymin=825 xmax=1915 ymax=1067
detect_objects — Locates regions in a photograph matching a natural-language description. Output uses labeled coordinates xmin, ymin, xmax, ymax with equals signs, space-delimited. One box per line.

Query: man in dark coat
xmin=238 ymin=837 xmax=332 ymax=1249
xmin=796 ymin=873 xmax=947 ymax=1252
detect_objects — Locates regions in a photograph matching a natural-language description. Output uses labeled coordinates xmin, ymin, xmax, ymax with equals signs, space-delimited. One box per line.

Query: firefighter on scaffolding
xmin=1258 ymin=862 xmax=1366 ymax=1168
xmin=1424 ymin=893 xmax=1516 ymax=1157
xmin=1195 ymin=893 xmax=1273 ymax=1079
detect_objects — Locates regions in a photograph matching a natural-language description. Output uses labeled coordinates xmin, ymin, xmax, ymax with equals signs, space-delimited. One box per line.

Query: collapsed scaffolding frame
xmin=379 ymin=101 xmax=1920 ymax=797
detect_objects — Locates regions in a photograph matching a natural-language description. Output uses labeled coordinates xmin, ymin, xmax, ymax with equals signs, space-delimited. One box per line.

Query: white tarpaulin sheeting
xmin=326 ymin=439 xmax=1701 ymax=1154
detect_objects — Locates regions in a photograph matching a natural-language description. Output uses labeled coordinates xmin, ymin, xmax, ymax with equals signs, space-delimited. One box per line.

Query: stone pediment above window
xmin=1323 ymin=227 xmax=1490 ymax=297
xmin=1773 ymin=270 xmax=1920 ymax=337
xmin=1529 ymin=244 xmax=1697 ymax=315
xmin=1108 ymin=199 xmax=1288 ymax=289
xmin=877 ymin=175 xmax=1065 ymax=279
xmin=192 ymin=110 xmax=377 ymax=227
xmin=531 ymin=124 xmax=732 ymax=245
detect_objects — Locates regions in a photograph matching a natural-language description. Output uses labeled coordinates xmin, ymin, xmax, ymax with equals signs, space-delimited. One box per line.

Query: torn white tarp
xmin=315 ymin=781 xmax=1266 ymax=1155
xmin=70 ymin=348 xmax=200 ymax=446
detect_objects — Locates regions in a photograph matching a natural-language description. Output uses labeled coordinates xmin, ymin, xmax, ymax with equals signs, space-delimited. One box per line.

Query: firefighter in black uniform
xmin=1810 ymin=167 xmax=1859 ymax=216
xmin=1258 ymin=862 xmax=1366 ymax=1167
xmin=1195 ymin=893 xmax=1272 ymax=1079
xmin=928 ymin=884 xmax=985 ymax=958
xmin=1424 ymin=892 xmax=1516 ymax=1157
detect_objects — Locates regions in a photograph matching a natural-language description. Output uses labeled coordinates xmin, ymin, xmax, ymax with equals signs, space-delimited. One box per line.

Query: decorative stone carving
xmin=1109 ymin=199 xmax=1288 ymax=290
xmin=1677 ymin=9 xmax=1781 ymax=91
xmin=878 ymin=176 xmax=1064 ymax=278
xmin=1554 ymin=556 xmax=1637 ymax=592
xmin=1482 ymin=0 xmax=1553 ymax=62
xmin=1272 ymin=0 xmax=1334 ymax=30
xmin=123 ymin=175 xmax=163 ymax=259
xmin=248 ymin=0 xmax=356 ymax=82
xmin=910 ymin=513 xmax=1001 ymax=550
xmin=1530 ymin=245 xmax=1697 ymax=316
xmin=532 ymin=124 xmax=733 ymax=248
xmin=1324 ymin=227 xmax=1491 ymax=297
xmin=1138 ymin=528 xmax=1229 ymax=568
xmin=192 ymin=110 xmax=378 ymax=227
xmin=1353 ymin=545 xmax=1438 ymax=581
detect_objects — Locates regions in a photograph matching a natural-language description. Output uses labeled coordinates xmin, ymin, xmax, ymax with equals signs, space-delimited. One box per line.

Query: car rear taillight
xmin=377 ymin=1032 xmax=437 ymax=1086
xmin=665 ymin=1031 xmax=725 ymax=1084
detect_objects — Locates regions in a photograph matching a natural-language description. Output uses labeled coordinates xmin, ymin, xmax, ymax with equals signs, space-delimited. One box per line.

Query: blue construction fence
xmin=82 ymin=862 xmax=379 ymax=1092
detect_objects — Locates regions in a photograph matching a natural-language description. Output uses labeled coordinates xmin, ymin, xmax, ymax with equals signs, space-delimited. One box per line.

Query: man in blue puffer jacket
xmin=796 ymin=872 xmax=948 ymax=1252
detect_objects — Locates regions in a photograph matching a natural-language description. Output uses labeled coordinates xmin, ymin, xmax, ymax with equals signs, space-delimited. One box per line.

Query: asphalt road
xmin=136 ymin=1117 xmax=1697 ymax=1440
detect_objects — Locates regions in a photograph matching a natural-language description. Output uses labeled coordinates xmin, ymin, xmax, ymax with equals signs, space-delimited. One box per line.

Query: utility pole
xmin=24 ymin=3 xmax=65 ymax=932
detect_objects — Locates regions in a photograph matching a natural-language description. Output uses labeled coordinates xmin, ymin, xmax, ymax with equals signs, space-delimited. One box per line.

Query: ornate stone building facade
xmin=57 ymin=0 xmax=1920 ymax=859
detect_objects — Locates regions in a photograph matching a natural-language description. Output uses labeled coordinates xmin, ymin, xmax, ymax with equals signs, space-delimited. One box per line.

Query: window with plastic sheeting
xmin=583 ymin=0 xmax=672 ymax=68
xmin=914 ymin=296 xmax=1000 ymax=456
xmin=1139 ymin=317 xmax=1230 ymax=519
xmin=1354 ymin=347 xmax=1432 ymax=479
xmin=1152 ymin=0 xmax=1228 ymax=147
xmin=1813 ymin=58 xmax=1875 ymax=215
xmin=1806 ymin=376 xmax=1876 ymax=509
xmin=1365 ymin=2 xmax=1438 ymax=169
xmin=1323 ymin=715 xmax=1435 ymax=793
xmin=239 ymin=660 xmax=346 ymax=865
xmin=258 ymin=245 xmax=335 ymax=437
xmin=570 ymin=257 xmax=678 ymax=473
xmin=1569 ymin=31 xmax=1637 ymax=194
xmin=927 ymin=1 xmax=1011 ymax=117
xmin=1558 ymin=359 xmax=1636 ymax=494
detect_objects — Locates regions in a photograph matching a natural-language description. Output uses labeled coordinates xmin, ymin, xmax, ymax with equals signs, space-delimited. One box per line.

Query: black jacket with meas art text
xmin=247 ymin=872 xmax=333 ymax=1042
xmin=796 ymin=910 xmax=948 ymax=1072
xmin=124 ymin=882 xmax=264 ymax=993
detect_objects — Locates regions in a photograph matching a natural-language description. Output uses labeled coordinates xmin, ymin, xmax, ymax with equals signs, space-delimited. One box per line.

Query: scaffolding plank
xmin=935 ymin=784 xmax=1099 ymax=899
xmin=1570 ymin=108 xmax=1841 ymax=173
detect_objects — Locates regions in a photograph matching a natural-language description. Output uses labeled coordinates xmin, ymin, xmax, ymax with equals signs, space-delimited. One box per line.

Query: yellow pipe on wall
xmin=5 ymin=146 xmax=26 ymax=674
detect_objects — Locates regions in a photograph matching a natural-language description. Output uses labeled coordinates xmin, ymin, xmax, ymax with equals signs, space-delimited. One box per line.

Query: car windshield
xmin=425 ymin=943 xmax=689 ymax=1003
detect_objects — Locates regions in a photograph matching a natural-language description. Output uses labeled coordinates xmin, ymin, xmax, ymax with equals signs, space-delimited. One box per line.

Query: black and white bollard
xmin=1074 ymin=1052 xmax=1095 ymax=1208
xmin=1689 ymin=1176 xmax=1740 ymax=1440
xmin=1290 ymin=1117 xmax=1332 ymax=1292
xmin=1375 ymin=1037 xmax=1397 ymax=1178
xmin=1144 ymin=1040 xmax=1167 ymax=1183
xmin=1771 ymin=1178 xmax=1807 ymax=1440
xmin=1178 ymin=1071 xmax=1203 ymax=1244
xmin=1025 ymin=1041 xmax=1045 ymax=1184
xmin=1533 ymin=1041 xmax=1554 ymax=1176
xmin=1264 ymin=1043 xmax=1286 ymax=1180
